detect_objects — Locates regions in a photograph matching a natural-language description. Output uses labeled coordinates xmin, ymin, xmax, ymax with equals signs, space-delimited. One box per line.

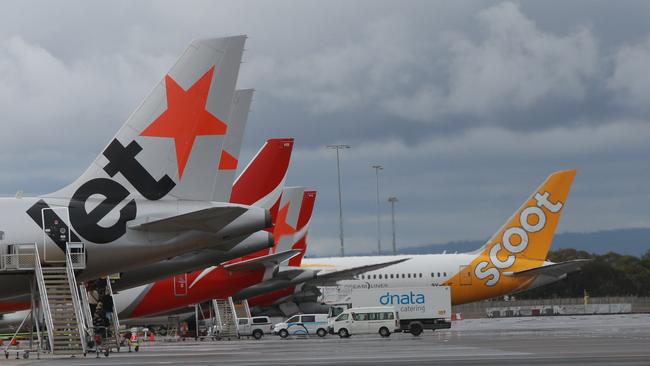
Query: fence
xmin=453 ymin=296 xmax=650 ymax=318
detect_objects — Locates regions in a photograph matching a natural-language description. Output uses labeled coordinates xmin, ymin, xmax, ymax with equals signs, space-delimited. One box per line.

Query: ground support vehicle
xmin=237 ymin=317 xmax=273 ymax=340
xmin=327 ymin=286 xmax=452 ymax=336
xmin=273 ymin=314 xmax=328 ymax=338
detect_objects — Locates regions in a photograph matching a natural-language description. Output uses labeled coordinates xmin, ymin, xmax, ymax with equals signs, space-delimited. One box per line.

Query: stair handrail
xmin=33 ymin=243 xmax=55 ymax=352
xmin=242 ymin=299 xmax=252 ymax=318
xmin=227 ymin=297 xmax=240 ymax=337
xmin=78 ymin=284 xmax=94 ymax=335
xmin=65 ymin=242 xmax=87 ymax=354
xmin=105 ymin=278 xmax=122 ymax=350
xmin=212 ymin=299 xmax=223 ymax=331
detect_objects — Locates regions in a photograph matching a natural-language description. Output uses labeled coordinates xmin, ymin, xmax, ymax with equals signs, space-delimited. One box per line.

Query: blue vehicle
xmin=273 ymin=314 xmax=329 ymax=338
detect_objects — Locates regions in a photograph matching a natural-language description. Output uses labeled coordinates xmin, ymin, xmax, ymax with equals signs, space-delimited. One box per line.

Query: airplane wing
xmin=224 ymin=250 xmax=301 ymax=272
xmin=306 ymin=258 xmax=411 ymax=286
xmin=128 ymin=206 xmax=247 ymax=232
xmin=503 ymin=259 xmax=591 ymax=278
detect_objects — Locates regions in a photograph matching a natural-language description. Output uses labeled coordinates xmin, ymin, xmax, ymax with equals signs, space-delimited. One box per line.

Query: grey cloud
xmin=0 ymin=1 xmax=649 ymax=256
xmin=247 ymin=2 xmax=601 ymax=126
xmin=443 ymin=2 xmax=598 ymax=116
xmin=608 ymin=37 xmax=650 ymax=110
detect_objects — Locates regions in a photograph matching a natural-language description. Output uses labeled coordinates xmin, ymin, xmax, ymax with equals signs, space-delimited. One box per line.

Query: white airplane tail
xmin=49 ymin=36 xmax=246 ymax=202
xmin=272 ymin=187 xmax=306 ymax=254
xmin=212 ymin=88 xmax=254 ymax=202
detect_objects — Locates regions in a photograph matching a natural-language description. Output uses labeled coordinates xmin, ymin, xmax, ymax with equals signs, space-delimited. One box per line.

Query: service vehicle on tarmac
xmin=327 ymin=286 xmax=452 ymax=336
xmin=273 ymin=314 xmax=328 ymax=338
xmin=237 ymin=316 xmax=274 ymax=339
xmin=330 ymin=306 xmax=400 ymax=338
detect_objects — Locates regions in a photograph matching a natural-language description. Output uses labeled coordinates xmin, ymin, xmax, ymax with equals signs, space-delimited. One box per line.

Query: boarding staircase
xmin=33 ymin=243 xmax=88 ymax=355
xmin=105 ymin=279 xmax=122 ymax=350
xmin=78 ymin=277 xmax=122 ymax=351
xmin=212 ymin=298 xmax=239 ymax=339
xmin=233 ymin=299 xmax=252 ymax=318
xmin=166 ymin=316 xmax=180 ymax=339
xmin=39 ymin=267 xmax=84 ymax=354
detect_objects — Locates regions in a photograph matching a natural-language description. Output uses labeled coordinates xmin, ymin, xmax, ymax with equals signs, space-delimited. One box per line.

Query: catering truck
xmin=326 ymin=286 xmax=452 ymax=336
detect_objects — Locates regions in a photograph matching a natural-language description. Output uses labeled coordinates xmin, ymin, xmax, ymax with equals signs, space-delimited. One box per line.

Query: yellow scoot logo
xmin=474 ymin=191 xmax=564 ymax=286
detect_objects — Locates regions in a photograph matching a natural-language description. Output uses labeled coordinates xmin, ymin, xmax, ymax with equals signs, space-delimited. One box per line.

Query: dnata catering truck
xmin=327 ymin=286 xmax=452 ymax=336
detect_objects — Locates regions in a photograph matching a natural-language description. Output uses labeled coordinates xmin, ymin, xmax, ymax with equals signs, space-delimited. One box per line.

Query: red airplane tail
xmin=230 ymin=138 xmax=294 ymax=223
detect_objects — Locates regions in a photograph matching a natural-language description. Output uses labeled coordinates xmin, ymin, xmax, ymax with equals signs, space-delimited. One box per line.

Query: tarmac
xmin=5 ymin=314 xmax=650 ymax=366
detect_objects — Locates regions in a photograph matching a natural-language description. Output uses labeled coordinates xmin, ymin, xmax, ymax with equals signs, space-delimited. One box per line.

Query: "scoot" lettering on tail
xmin=474 ymin=191 xmax=563 ymax=286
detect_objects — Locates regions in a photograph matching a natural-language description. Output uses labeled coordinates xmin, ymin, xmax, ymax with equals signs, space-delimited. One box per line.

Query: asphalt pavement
xmin=5 ymin=314 xmax=650 ymax=366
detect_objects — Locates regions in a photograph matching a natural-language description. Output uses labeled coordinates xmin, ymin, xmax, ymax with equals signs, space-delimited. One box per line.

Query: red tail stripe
xmin=230 ymin=138 xmax=294 ymax=205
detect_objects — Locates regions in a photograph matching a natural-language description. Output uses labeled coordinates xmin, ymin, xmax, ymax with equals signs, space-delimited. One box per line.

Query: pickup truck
xmin=237 ymin=316 xmax=274 ymax=339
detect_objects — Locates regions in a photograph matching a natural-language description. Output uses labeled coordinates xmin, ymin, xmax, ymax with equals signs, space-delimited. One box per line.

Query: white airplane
xmin=0 ymin=36 xmax=271 ymax=300
xmin=294 ymin=170 xmax=590 ymax=306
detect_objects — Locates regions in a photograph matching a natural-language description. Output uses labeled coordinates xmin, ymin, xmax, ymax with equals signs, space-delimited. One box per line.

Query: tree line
xmin=516 ymin=248 xmax=650 ymax=299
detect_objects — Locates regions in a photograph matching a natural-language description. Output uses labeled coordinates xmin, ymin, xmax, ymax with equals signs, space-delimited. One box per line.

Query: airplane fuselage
xmin=0 ymin=196 xmax=268 ymax=300
xmin=303 ymin=254 xmax=556 ymax=305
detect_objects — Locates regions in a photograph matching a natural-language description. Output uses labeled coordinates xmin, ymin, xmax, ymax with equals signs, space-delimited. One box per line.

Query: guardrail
xmin=65 ymin=243 xmax=87 ymax=354
xmin=0 ymin=242 xmax=86 ymax=271
xmin=0 ymin=243 xmax=37 ymax=271
xmin=67 ymin=242 xmax=86 ymax=270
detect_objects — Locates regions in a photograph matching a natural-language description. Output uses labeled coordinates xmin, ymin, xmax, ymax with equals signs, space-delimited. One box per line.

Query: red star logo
xmin=141 ymin=66 xmax=227 ymax=179
xmin=273 ymin=202 xmax=297 ymax=252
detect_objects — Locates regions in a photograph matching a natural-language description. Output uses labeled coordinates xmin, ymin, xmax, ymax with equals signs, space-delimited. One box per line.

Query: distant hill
xmin=395 ymin=228 xmax=650 ymax=257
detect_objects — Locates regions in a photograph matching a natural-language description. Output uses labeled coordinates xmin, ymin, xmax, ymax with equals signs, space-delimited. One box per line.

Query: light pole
xmin=371 ymin=165 xmax=383 ymax=255
xmin=388 ymin=197 xmax=398 ymax=255
xmin=327 ymin=144 xmax=351 ymax=256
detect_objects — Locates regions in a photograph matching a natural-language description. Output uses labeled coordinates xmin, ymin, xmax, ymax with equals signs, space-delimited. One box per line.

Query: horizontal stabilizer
xmin=308 ymin=258 xmax=410 ymax=286
xmin=128 ymin=206 xmax=247 ymax=232
xmin=224 ymin=249 xmax=301 ymax=272
xmin=503 ymin=259 xmax=591 ymax=278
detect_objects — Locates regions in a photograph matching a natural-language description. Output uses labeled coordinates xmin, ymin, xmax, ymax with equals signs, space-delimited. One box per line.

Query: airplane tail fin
xmin=49 ymin=36 xmax=247 ymax=201
xmin=464 ymin=170 xmax=576 ymax=292
xmin=230 ymin=138 xmax=294 ymax=220
xmin=272 ymin=187 xmax=306 ymax=254
xmin=211 ymin=89 xmax=254 ymax=202
xmin=472 ymin=170 xmax=576 ymax=262
xmin=287 ymin=190 xmax=316 ymax=267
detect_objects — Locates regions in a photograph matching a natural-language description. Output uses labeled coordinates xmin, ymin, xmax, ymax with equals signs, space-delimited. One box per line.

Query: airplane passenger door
xmin=174 ymin=273 xmax=189 ymax=296
xmin=41 ymin=207 xmax=71 ymax=263
xmin=459 ymin=265 xmax=472 ymax=286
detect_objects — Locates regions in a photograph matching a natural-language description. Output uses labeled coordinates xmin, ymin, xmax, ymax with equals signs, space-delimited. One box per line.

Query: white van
xmin=330 ymin=307 xmax=400 ymax=338
xmin=273 ymin=314 xmax=329 ymax=338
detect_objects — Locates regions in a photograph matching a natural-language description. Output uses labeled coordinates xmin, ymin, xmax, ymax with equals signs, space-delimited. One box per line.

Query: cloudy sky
xmin=1 ymin=0 xmax=649 ymax=256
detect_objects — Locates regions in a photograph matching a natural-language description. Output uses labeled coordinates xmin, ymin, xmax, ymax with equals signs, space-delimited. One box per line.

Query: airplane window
xmin=379 ymin=274 xmax=382 ymax=279
xmin=438 ymin=272 xmax=441 ymax=277
xmin=373 ymin=274 xmax=377 ymax=279
xmin=402 ymin=274 xmax=405 ymax=278
xmin=419 ymin=273 xmax=423 ymax=278
xmin=431 ymin=273 xmax=435 ymax=278
xmin=444 ymin=272 xmax=447 ymax=277
xmin=390 ymin=274 xmax=394 ymax=279
xmin=0 ymin=231 xmax=4 ymax=240
xmin=408 ymin=273 xmax=411 ymax=278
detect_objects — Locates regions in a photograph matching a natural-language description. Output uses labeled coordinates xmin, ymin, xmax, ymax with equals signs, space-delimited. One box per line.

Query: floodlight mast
xmin=327 ymin=144 xmax=351 ymax=256
xmin=371 ymin=165 xmax=383 ymax=255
